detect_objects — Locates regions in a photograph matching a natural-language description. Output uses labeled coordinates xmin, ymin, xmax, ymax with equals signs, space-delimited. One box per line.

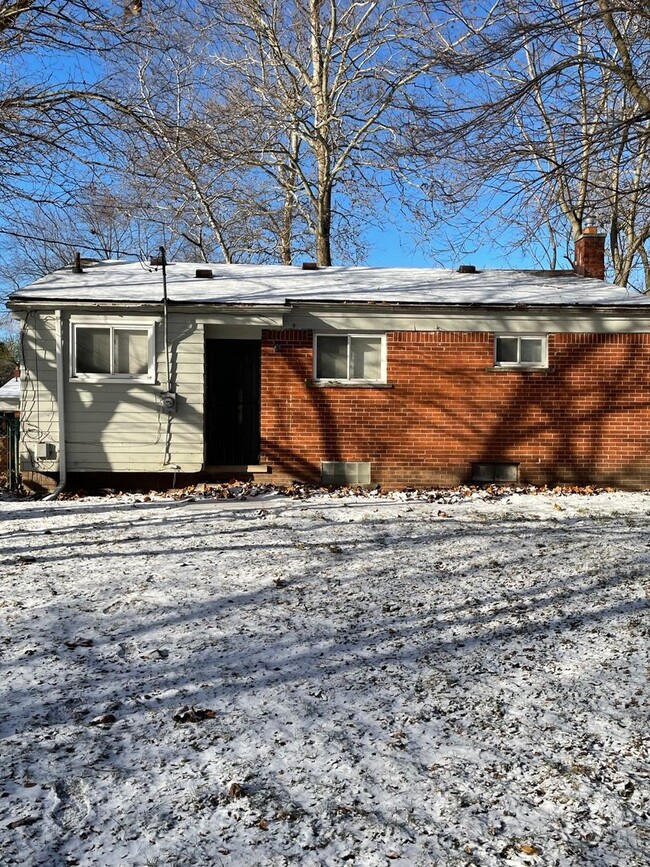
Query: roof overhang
xmin=286 ymin=298 xmax=650 ymax=315
xmin=7 ymin=298 xmax=289 ymax=315
xmin=9 ymin=295 xmax=650 ymax=318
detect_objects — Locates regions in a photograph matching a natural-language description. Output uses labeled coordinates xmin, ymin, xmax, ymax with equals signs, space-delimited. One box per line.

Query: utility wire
xmin=0 ymin=226 xmax=142 ymax=257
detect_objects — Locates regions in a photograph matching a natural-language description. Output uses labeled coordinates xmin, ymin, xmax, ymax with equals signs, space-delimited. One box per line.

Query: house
xmin=8 ymin=231 xmax=650 ymax=493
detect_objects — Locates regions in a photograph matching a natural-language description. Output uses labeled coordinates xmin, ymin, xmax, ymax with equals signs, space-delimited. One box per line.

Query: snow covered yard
xmin=0 ymin=488 xmax=648 ymax=867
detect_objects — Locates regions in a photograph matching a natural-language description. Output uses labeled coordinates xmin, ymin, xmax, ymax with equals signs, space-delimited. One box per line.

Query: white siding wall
xmin=21 ymin=311 xmax=205 ymax=474
xmin=19 ymin=311 xmax=60 ymax=473
xmin=66 ymin=314 xmax=204 ymax=472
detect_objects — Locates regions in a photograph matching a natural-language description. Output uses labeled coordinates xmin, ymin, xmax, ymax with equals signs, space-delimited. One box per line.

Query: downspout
xmin=44 ymin=309 xmax=67 ymax=500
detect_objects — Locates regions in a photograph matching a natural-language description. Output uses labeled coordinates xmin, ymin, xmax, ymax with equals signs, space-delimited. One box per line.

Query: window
xmin=314 ymin=334 xmax=385 ymax=382
xmin=495 ymin=335 xmax=547 ymax=368
xmin=71 ymin=320 xmax=156 ymax=381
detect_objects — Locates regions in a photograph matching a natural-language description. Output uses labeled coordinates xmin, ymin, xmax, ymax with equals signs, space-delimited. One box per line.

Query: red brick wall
xmin=260 ymin=329 xmax=650 ymax=489
xmin=575 ymin=233 xmax=606 ymax=279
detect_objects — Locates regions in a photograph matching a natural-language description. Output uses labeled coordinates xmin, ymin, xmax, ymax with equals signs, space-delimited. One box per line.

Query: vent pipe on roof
xmin=72 ymin=252 xmax=83 ymax=274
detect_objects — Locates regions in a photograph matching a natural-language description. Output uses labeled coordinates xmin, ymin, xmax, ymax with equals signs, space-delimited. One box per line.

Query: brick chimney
xmin=574 ymin=220 xmax=606 ymax=280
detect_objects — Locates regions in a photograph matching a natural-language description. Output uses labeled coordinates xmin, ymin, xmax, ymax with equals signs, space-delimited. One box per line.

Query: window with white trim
xmin=70 ymin=321 xmax=156 ymax=381
xmin=314 ymin=334 xmax=385 ymax=382
xmin=495 ymin=335 xmax=547 ymax=368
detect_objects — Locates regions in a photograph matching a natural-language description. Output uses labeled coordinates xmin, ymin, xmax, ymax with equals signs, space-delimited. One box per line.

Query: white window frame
xmin=313 ymin=333 xmax=387 ymax=383
xmin=69 ymin=317 xmax=157 ymax=382
xmin=494 ymin=334 xmax=548 ymax=369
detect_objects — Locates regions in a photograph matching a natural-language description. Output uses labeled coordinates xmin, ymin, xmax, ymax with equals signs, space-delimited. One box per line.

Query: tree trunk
xmin=279 ymin=127 xmax=300 ymax=265
xmin=316 ymin=172 xmax=332 ymax=266
xmin=310 ymin=0 xmax=332 ymax=266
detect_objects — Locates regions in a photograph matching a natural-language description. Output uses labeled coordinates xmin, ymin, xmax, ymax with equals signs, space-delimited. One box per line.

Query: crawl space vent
xmin=472 ymin=462 xmax=519 ymax=483
xmin=321 ymin=461 xmax=371 ymax=486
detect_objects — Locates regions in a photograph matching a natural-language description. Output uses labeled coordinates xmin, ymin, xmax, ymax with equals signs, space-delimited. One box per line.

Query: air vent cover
xmin=321 ymin=461 xmax=371 ymax=486
xmin=472 ymin=462 xmax=519 ymax=483
xmin=195 ymin=268 xmax=213 ymax=279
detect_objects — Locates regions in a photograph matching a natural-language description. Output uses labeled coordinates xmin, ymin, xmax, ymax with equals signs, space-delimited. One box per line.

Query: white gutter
xmin=44 ymin=309 xmax=67 ymax=500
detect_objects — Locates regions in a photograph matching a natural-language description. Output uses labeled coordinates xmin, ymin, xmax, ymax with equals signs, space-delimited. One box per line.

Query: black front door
xmin=205 ymin=339 xmax=261 ymax=465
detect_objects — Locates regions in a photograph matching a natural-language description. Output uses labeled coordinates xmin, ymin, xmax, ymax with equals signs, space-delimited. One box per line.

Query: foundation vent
xmin=321 ymin=461 xmax=371 ymax=486
xmin=472 ymin=462 xmax=519 ymax=483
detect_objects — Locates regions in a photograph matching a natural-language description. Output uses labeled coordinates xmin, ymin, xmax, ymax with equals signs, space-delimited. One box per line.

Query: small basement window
xmin=472 ymin=462 xmax=519 ymax=483
xmin=314 ymin=334 xmax=385 ymax=382
xmin=495 ymin=335 xmax=547 ymax=368
xmin=71 ymin=321 xmax=156 ymax=381
xmin=322 ymin=461 xmax=372 ymax=486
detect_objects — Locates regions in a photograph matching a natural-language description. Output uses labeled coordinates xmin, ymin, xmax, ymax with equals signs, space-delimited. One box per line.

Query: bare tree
xmin=100 ymin=1 xmax=461 ymax=267
xmin=206 ymin=0 xmax=453 ymax=266
xmin=422 ymin=0 xmax=650 ymax=287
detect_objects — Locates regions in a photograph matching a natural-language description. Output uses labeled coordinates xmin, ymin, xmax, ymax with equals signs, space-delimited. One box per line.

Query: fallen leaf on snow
xmin=89 ymin=713 xmax=117 ymax=727
xmin=519 ymin=843 xmax=541 ymax=855
xmin=65 ymin=638 xmax=94 ymax=649
xmin=227 ymin=782 xmax=245 ymax=802
xmin=141 ymin=648 xmax=169 ymax=660
xmin=7 ymin=815 xmax=41 ymax=829
xmin=172 ymin=705 xmax=216 ymax=723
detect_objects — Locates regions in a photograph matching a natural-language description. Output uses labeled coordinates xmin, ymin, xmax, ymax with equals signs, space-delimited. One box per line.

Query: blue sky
xmin=365 ymin=222 xmax=535 ymax=271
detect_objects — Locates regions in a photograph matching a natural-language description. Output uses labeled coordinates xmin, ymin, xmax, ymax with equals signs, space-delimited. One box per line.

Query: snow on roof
xmin=8 ymin=259 xmax=649 ymax=307
xmin=0 ymin=376 xmax=20 ymax=408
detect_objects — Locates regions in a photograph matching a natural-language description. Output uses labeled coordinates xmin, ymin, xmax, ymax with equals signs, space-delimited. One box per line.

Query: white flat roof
xmin=8 ymin=259 xmax=648 ymax=307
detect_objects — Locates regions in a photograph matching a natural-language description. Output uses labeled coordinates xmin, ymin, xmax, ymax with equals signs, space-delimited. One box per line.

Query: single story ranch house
xmin=8 ymin=231 xmax=650 ymax=492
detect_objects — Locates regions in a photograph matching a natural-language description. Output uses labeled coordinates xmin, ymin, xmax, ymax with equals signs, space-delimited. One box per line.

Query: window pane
xmin=76 ymin=328 xmax=111 ymax=373
xmin=496 ymin=336 xmax=518 ymax=363
xmin=115 ymin=329 xmax=149 ymax=375
xmin=520 ymin=338 xmax=543 ymax=364
xmin=350 ymin=336 xmax=382 ymax=379
xmin=317 ymin=336 xmax=348 ymax=379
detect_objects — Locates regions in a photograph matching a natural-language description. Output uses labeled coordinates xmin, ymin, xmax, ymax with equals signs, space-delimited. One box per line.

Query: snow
xmin=9 ymin=259 xmax=650 ymax=307
xmin=0 ymin=377 xmax=20 ymax=408
xmin=1 ymin=487 xmax=648 ymax=866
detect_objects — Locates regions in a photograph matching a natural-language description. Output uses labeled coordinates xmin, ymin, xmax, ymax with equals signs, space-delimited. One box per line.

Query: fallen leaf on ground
xmin=7 ymin=815 xmax=41 ymax=829
xmin=173 ymin=705 xmax=217 ymax=723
